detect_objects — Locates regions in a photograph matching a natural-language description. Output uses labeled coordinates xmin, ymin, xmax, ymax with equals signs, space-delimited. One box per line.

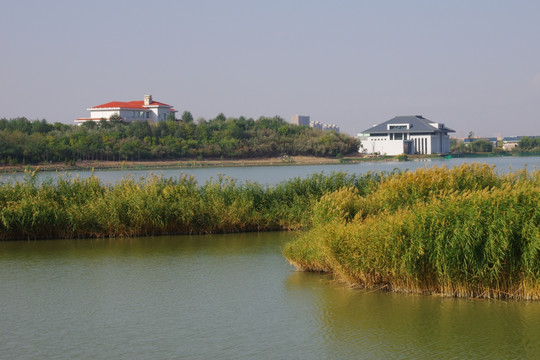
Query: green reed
xmin=0 ymin=170 xmax=384 ymax=240
xmin=284 ymin=164 xmax=540 ymax=299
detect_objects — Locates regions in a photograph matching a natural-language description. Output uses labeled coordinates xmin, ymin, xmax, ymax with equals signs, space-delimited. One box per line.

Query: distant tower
xmin=144 ymin=94 xmax=152 ymax=105
xmin=291 ymin=115 xmax=310 ymax=126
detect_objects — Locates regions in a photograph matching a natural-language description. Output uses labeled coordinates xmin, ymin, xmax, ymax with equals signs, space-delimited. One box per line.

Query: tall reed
xmin=0 ymin=171 xmax=384 ymax=240
xmin=284 ymin=164 xmax=540 ymax=299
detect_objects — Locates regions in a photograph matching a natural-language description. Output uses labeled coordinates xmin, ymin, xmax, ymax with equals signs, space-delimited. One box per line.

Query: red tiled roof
xmin=91 ymin=100 xmax=172 ymax=109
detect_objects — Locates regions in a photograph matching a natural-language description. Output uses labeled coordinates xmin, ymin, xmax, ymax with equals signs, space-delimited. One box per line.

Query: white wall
xmin=441 ymin=134 xmax=450 ymax=153
xmin=147 ymin=107 xmax=173 ymax=122
xmin=432 ymin=135 xmax=441 ymax=154
xmin=157 ymin=107 xmax=170 ymax=121
xmin=363 ymin=137 xmax=405 ymax=155
xmin=410 ymin=134 xmax=451 ymax=154
xmin=410 ymin=135 xmax=430 ymax=154
xmin=85 ymin=106 xmax=174 ymax=123
xmin=119 ymin=110 xmax=152 ymax=122
xmin=89 ymin=109 xmax=154 ymax=122
xmin=360 ymin=130 xmax=452 ymax=156
xmin=89 ymin=109 xmax=119 ymax=119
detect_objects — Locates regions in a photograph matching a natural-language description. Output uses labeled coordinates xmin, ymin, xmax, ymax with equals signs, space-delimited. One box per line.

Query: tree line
xmin=517 ymin=136 xmax=540 ymax=151
xmin=450 ymin=136 xmax=540 ymax=154
xmin=0 ymin=113 xmax=360 ymax=165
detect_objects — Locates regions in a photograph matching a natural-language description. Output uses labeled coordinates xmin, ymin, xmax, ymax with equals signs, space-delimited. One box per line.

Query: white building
xmin=322 ymin=124 xmax=340 ymax=132
xmin=502 ymin=136 xmax=521 ymax=151
xmin=76 ymin=95 xmax=177 ymax=124
xmin=290 ymin=115 xmax=310 ymax=126
xmin=290 ymin=115 xmax=340 ymax=133
xmin=310 ymin=121 xmax=323 ymax=130
xmin=359 ymin=115 xmax=454 ymax=155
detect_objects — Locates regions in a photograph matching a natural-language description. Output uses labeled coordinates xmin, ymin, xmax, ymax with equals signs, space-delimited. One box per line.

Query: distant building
xmin=75 ymin=95 xmax=177 ymax=125
xmin=502 ymin=136 xmax=540 ymax=150
xmin=323 ymin=124 xmax=340 ymax=132
xmin=484 ymin=137 xmax=498 ymax=147
xmin=310 ymin=121 xmax=323 ymax=130
xmin=359 ymin=115 xmax=455 ymax=155
xmin=290 ymin=115 xmax=339 ymax=133
xmin=290 ymin=115 xmax=310 ymax=126
xmin=502 ymin=136 xmax=521 ymax=150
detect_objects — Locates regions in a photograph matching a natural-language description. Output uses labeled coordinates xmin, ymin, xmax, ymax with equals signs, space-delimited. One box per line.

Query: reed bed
xmin=284 ymin=164 xmax=540 ymax=300
xmin=0 ymin=170 xmax=384 ymax=240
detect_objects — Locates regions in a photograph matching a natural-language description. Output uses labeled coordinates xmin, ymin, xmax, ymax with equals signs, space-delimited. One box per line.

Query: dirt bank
xmin=1 ymin=156 xmax=352 ymax=173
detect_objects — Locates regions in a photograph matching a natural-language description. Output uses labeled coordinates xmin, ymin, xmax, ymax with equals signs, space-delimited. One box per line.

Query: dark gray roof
xmin=503 ymin=136 xmax=539 ymax=141
xmin=363 ymin=115 xmax=455 ymax=134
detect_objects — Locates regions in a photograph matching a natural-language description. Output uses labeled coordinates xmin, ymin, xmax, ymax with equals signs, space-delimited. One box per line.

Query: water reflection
xmin=285 ymin=271 xmax=540 ymax=359
xmin=1 ymin=232 xmax=539 ymax=359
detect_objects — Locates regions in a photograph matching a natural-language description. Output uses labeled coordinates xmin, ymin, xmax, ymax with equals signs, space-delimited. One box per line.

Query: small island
xmin=284 ymin=163 xmax=540 ymax=300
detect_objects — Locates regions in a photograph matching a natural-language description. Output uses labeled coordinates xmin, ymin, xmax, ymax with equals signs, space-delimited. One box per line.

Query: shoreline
xmin=0 ymin=156 xmax=340 ymax=173
xmin=0 ymin=155 xmax=387 ymax=173
xmin=1 ymin=152 xmax=534 ymax=173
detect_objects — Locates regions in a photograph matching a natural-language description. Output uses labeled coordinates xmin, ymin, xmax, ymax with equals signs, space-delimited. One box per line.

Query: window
xmin=395 ymin=133 xmax=403 ymax=140
xmin=388 ymin=124 xmax=409 ymax=130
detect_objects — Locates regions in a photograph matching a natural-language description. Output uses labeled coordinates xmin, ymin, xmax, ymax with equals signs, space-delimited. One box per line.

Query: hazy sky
xmin=2 ymin=0 xmax=539 ymax=137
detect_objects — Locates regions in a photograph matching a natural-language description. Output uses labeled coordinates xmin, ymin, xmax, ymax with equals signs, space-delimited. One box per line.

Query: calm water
xmin=2 ymin=156 xmax=539 ymax=185
xmin=1 ymin=232 xmax=539 ymax=359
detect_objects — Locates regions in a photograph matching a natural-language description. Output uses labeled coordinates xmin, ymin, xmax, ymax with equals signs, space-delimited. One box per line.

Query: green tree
xmin=467 ymin=131 xmax=474 ymax=153
xmin=181 ymin=111 xmax=194 ymax=123
xmin=0 ymin=114 xmax=362 ymax=165
xmin=517 ymin=136 xmax=540 ymax=150
xmin=471 ymin=139 xmax=493 ymax=153
xmin=82 ymin=121 xmax=97 ymax=129
xmin=109 ymin=114 xmax=123 ymax=124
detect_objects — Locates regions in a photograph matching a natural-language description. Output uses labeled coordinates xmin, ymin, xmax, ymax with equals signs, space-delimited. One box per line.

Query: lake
xmin=1 ymin=156 xmax=539 ymax=186
xmin=1 ymin=232 xmax=539 ymax=359
xmin=1 ymin=156 xmax=539 ymax=359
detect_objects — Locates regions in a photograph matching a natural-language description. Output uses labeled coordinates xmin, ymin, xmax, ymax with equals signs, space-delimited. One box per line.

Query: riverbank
xmin=0 ymin=156 xmax=349 ymax=173
xmin=284 ymin=164 xmax=540 ymax=300
xmin=0 ymin=154 xmax=416 ymax=173
xmin=4 ymin=152 xmax=537 ymax=173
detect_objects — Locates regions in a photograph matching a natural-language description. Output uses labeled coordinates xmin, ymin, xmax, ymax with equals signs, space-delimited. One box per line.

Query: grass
xmin=0 ymin=170 xmax=386 ymax=240
xmin=284 ymin=164 xmax=540 ymax=300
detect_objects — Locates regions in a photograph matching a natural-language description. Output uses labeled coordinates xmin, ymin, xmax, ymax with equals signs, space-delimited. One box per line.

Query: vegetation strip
xmin=283 ymin=164 xmax=540 ymax=300
xmin=0 ymin=171 xmax=383 ymax=240
xmin=0 ymin=116 xmax=359 ymax=166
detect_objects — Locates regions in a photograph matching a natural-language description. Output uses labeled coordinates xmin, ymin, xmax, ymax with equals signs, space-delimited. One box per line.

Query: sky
xmin=1 ymin=0 xmax=539 ymax=138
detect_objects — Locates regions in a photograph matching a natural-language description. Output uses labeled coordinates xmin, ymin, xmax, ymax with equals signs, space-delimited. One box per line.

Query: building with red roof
xmin=75 ymin=95 xmax=177 ymax=124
